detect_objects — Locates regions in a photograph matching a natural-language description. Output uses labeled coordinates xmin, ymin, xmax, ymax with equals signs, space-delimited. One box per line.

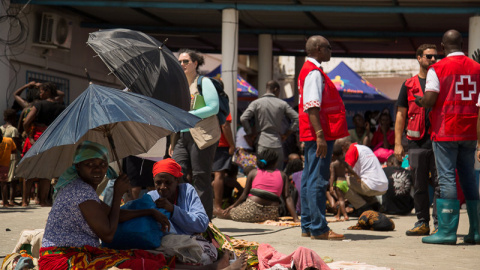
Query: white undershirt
xmin=425 ymin=52 xmax=465 ymax=93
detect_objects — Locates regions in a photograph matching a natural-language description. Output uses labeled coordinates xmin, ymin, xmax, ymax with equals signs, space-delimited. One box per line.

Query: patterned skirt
xmin=230 ymin=198 xmax=279 ymax=223
xmin=39 ymin=245 xmax=171 ymax=270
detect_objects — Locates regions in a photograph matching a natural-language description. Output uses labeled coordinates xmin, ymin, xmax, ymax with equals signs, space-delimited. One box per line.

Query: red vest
xmin=405 ymin=75 xmax=426 ymax=140
xmin=298 ymin=60 xmax=349 ymax=141
xmin=429 ymin=55 xmax=480 ymax=141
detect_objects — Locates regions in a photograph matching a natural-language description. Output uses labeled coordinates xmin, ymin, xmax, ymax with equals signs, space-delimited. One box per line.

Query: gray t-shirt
xmin=240 ymin=94 xmax=298 ymax=149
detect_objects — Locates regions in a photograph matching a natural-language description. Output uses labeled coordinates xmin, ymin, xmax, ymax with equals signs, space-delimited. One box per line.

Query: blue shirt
xmin=42 ymin=179 xmax=101 ymax=248
xmin=148 ymin=183 xmax=208 ymax=235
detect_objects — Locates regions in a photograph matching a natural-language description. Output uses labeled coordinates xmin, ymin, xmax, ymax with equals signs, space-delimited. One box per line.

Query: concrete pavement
xmin=1 ymin=205 xmax=479 ymax=270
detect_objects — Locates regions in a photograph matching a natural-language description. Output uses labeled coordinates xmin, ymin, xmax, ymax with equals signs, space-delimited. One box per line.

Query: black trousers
xmin=408 ymin=148 xmax=440 ymax=226
xmin=172 ymin=132 xmax=217 ymax=220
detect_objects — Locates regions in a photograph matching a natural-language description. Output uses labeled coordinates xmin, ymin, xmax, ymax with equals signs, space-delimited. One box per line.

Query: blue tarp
xmin=328 ymin=61 xmax=391 ymax=101
xmin=328 ymin=61 xmax=395 ymax=128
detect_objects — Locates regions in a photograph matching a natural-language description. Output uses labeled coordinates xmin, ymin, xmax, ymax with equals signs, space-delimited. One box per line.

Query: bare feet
xmin=9 ymin=201 xmax=21 ymax=206
xmin=213 ymin=207 xmax=226 ymax=219
xmin=2 ymin=202 xmax=14 ymax=208
xmin=220 ymin=252 xmax=247 ymax=270
xmin=344 ymin=215 xmax=349 ymax=221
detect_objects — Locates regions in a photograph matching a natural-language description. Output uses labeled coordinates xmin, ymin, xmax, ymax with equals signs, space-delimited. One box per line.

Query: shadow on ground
xmin=0 ymin=208 xmax=35 ymax=214
xmin=344 ymin=233 xmax=392 ymax=241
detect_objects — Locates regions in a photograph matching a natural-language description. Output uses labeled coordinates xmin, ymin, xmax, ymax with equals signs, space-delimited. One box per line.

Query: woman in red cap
xmin=147 ymin=158 xmax=209 ymax=235
xmin=148 ymin=158 xmax=248 ymax=270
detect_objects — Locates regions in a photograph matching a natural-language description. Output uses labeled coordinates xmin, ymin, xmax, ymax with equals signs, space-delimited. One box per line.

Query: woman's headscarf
xmin=152 ymin=158 xmax=183 ymax=178
xmin=54 ymin=141 xmax=117 ymax=198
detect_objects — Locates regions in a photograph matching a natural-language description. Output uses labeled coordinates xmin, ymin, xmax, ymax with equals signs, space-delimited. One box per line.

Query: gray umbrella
xmin=87 ymin=28 xmax=190 ymax=111
xmin=16 ymin=84 xmax=199 ymax=179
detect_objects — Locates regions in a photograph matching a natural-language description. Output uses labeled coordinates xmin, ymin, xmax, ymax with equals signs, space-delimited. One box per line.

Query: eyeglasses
xmin=424 ymin=54 xmax=438 ymax=60
xmin=178 ymin=59 xmax=190 ymax=65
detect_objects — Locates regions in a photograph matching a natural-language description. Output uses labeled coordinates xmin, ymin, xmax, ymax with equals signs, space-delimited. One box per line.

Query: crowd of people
xmin=1 ymin=81 xmax=65 ymax=208
xmin=1 ymin=28 xmax=480 ymax=269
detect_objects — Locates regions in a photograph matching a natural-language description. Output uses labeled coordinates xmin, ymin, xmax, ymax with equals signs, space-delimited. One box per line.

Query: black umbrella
xmin=87 ymin=28 xmax=190 ymax=111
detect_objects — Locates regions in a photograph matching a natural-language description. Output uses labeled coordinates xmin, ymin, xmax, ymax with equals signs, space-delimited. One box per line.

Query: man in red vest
xmin=394 ymin=44 xmax=440 ymax=236
xmin=297 ymin=35 xmax=349 ymax=240
xmin=416 ymin=29 xmax=480 ymax=245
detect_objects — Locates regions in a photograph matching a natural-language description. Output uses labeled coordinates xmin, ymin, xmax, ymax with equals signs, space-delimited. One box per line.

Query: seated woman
xmin=39 ymin=141 xmax=170 ymax=270
xmin=221 ymin=149 xmax=300 ymax=223
xmin=147 ymin=158 xmax=209 ymax=235
xmin=371 ymin=112 xmax=395 ymax=163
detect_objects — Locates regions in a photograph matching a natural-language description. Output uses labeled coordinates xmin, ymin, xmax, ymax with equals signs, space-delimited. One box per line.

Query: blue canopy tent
xmin=327 ymin=61 xmax=396 ymax=128
xmin=206 ymin=65 xmax=258 ymax=100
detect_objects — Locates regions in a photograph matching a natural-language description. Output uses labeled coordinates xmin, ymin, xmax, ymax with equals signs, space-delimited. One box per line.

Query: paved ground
xmin=1 ymin=204 xmax=479 ymax=270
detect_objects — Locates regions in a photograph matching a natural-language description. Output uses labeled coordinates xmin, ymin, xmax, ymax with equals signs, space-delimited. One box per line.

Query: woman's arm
xmin=13 ymin=82 xmax=37 ymax=108
xmin=23 ymin=106 xmax=37 ymax=144
xmin=55 ymin=90 xmax=65 ymax=103
xmin=168 ymin=185 xmax=209 ymax=234
xmin=79 ymin=174 xmax=130 ymax=243
xmin=190 ymin=78 xmax=219 ymax=119
xmin=282 ymin=172 xmax=299 ymax=222
xmin=221 ymin=120 xmax=235 ymax=155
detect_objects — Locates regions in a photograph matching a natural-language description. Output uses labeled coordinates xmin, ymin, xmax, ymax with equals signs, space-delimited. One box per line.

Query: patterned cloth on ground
xmin=204 ymin=223 xmax=259 ymax=267
xmin=257 ymin=216 xmax=300 ymax=227
xmin=257 ymin=243 xmax=331 ymax=270
xmin=12 ymin=229 xmax=44 ymax=258
xmin=347 ymin=210 xmax=395 ymax=231
xmin=1 ymin=250 xmax=37 ymax=270
xmin=38 ymin=246 xmax=170 ymax=270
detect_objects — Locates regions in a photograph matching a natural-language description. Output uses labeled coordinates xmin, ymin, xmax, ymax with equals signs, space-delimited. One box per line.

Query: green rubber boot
xmin=422 ymin=199 xmax=459 ymax=245
xmin=464 ymin=200 xmax=480 ymax=244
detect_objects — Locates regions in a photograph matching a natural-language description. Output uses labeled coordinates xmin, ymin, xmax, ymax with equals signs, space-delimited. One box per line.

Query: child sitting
xmin=329 ymin=142 xmax=349 ymax=221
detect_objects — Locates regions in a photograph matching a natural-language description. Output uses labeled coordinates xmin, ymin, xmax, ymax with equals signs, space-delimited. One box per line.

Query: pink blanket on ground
xmin=257 ymin=243 xmax=331 ymax=270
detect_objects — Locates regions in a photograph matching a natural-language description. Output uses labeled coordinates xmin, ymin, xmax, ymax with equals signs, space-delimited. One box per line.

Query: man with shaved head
xmin=417 ymin=29 xmax=480 ymax=245
xmin=297 ymin=35 xmax=349 ymax=240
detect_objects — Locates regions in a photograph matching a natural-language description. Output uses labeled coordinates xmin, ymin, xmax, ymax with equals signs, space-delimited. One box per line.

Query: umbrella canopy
xmin=328 ymin=61 xmax=390 ymax=101
xmin=87 ymin=28 xmax=190 ymax=111
xmin=16 ymin=84 xmax=200 ymax=179
xmin=206 ymin=65 xmax=258 ymax=99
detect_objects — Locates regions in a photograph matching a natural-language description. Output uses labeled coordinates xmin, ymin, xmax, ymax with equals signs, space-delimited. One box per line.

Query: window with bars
xmin=26 ymin=71 xmax=70 ymax=105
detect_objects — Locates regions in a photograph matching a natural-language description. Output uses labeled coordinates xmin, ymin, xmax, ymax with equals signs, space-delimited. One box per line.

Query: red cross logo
xmin=455 ymin=75 xmax=476 ymax=100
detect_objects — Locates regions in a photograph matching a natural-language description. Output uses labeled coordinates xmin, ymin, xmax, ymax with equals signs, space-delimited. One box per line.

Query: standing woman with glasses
xmin=170 ymin=49 xmax=220 ymax=219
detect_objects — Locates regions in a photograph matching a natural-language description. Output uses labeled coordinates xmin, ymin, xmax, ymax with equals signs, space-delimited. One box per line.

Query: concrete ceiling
xmin=11 ymin=0 xmax=480 ymax=58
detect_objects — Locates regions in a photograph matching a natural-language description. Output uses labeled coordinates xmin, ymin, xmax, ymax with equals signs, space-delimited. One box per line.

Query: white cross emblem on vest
xmin=455 ymin=75 xmax=476 ymax=100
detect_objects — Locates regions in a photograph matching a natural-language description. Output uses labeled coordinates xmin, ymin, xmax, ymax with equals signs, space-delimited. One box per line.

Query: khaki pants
xmin=345 ymin=174 xmax=386 ymax=209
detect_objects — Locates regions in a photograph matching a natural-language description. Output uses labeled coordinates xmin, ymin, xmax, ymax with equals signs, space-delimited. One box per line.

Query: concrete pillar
xmin=0 ymin=0 xmax=11 ymax=114
xmin=294 ymin=56 xmax=306 ymax=106
xmin=222 ymin=8 xmax=239 ymax=132
xmin=468 ymin=16 xmax=480 ymax=59
xmin=258 ymin=34 xmax=272 ymax=97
